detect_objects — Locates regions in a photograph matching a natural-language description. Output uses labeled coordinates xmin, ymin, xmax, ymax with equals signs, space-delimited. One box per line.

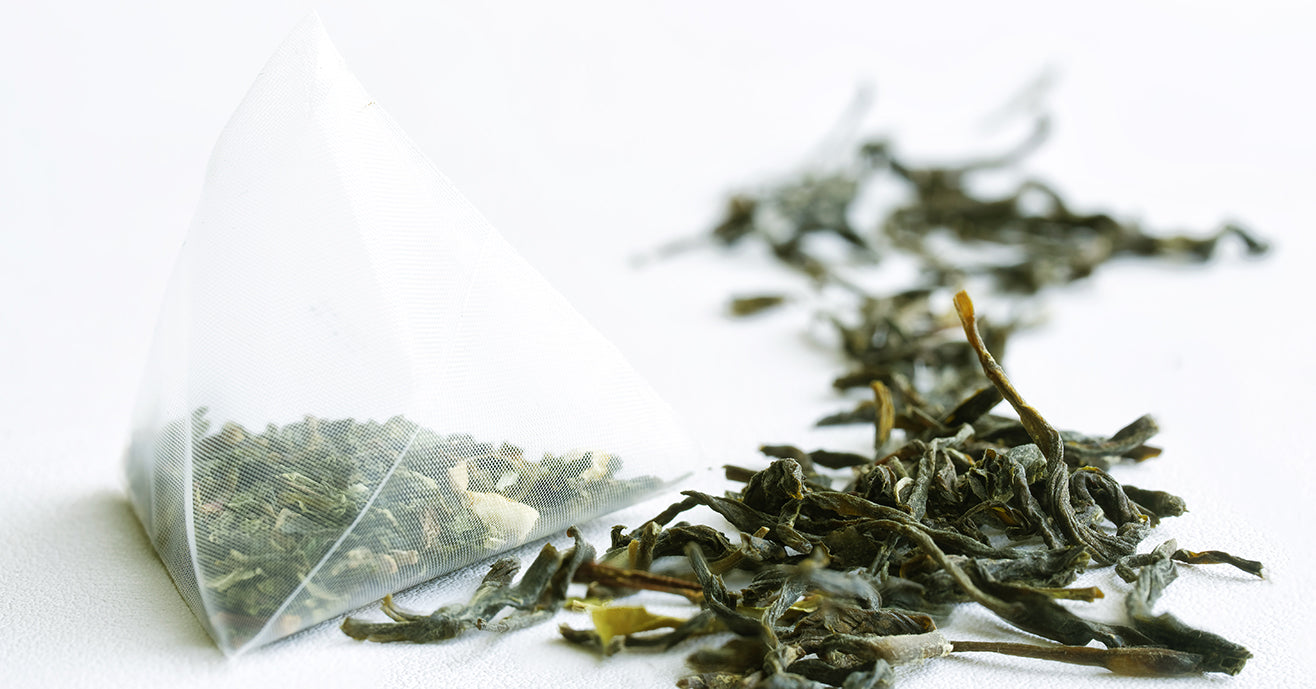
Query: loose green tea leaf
xmin=1117 ymin=540 xmax=1254 ymax=675
xmin=342 ymin=528 xmax=595 ymax=642
xmin=730 ymin=295 xmax=790 ymax=317
xmin=559 ymin=604 xmax=714 ymax=656
xmin=1168 ymin=548 xmax=1265 ymax=578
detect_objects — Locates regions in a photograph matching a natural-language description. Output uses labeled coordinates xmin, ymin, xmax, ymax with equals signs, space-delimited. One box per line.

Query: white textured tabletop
xmin=2 ymin=2 xmax=1313 ymax=688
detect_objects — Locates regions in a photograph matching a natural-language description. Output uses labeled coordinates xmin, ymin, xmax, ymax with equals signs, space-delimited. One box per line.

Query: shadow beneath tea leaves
xmin=59 ymin=489 xmax=219 ymax=655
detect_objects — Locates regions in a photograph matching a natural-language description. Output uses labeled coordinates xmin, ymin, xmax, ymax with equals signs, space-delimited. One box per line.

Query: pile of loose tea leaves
xmin=341 ymin=113 xmax=1266 ymax=687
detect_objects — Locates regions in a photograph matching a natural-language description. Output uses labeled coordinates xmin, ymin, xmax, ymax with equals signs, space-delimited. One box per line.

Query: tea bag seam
xmin=181 ymin=420 xmax=226 ymax=648
xmin=241 ymin=424 xmax=423 ymax=652
xmin=350 ymin=91 xmax=502 ymax=394
xmin=423 ymin=235 xmax=494 ymax=393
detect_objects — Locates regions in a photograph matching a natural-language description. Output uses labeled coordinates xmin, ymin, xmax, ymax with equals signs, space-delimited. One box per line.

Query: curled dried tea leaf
xmin=810 ymin=630 xmax=952 ymax=666
xmin=342 ymin=530 xmax=596 ymax=644
xmin=1171 ymin=549 xmax=1263 ymax=577
xmin=687 ymin=637 xmax=767 ymax=674
xmin=1121 ymin=485 xmax=1187 ymax=520
xmin=954 ymin=290 xmax=1139 ymax=565
xmin=1119 ymin=540 xmax=1253 ymax=674
xmin=742 ymin=460 xmax=807 ymax=514
xmin=561 ymin=604 xmax=697 ymax=655
xmin=730 ymin=295 xmax=789 ymax=317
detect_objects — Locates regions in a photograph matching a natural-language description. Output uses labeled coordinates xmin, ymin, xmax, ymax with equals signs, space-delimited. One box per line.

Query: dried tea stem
xmin=575 ymin=560 xmax=705 ymax=602
xmin=950 ymin=640 xmax=1208 ymax=677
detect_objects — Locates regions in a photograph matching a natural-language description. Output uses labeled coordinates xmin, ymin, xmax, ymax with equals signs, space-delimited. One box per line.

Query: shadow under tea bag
xmin=124 ymin=15 xmax=700 ymax=655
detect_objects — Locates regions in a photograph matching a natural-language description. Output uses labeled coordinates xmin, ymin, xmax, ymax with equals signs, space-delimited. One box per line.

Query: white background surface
xmin=2 ymin=2 xmax=1313 ymax=687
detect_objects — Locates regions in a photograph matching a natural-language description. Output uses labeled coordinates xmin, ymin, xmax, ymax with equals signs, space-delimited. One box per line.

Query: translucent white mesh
xmin=124 ymin=14 xmax=699 ymax=655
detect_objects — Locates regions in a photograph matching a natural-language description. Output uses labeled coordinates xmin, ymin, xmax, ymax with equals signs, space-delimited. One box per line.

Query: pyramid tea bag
xmin=124 ymin=15 xmax=700 ymax=655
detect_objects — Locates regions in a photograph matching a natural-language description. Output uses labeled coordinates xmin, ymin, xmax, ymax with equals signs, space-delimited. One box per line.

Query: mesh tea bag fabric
xmin=124 ymin=15 xmax=700 ymax=655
